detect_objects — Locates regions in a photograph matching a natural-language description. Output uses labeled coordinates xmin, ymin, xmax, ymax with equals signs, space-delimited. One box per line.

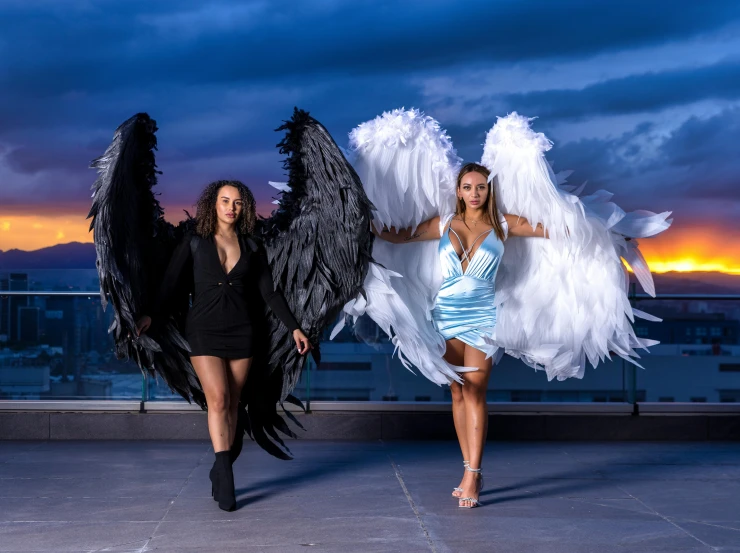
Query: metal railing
xmin=0 ymin=289 xmax=739 ymax=412
xmin=0 ymin=291 xmax=101 ymax=297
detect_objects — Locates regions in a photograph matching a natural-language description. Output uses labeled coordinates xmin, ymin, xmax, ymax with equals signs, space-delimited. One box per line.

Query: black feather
xmin=241 ymin=108 xmax=374 ymax=458
xmin=88 ymin=113 xmax=205 ymax=408
xmin=284 ymin=394 xmax=305 ymax=410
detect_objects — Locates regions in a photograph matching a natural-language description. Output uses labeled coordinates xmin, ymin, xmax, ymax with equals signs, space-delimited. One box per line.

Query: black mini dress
xmin=154 ymin=232 xmax=299 ymax=359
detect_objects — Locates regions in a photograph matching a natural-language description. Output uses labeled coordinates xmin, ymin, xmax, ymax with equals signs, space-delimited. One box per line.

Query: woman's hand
xmin=135 ymin=315 xmax=152 ymax=336
xmin=293 ymin=329 xmax=312 ymax=355
xmin=504 ymin=214 xmax=551 ymax=239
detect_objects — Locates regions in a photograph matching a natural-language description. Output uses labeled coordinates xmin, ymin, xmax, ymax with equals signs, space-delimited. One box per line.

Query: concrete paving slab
xmin=0 ymin=496 xmax=173 ymax=522
xmin=432 ymin=538 xmax=711 ymax=553
xmin=0 ymin=440 xmax=736 ymax=552
xmin=617 ymin=479 xmax=740 ymax=522
xmin=148 ymin=517 xmax=427 ymax=549
xmin=422 ymin=515 xmax=704 ymax=547
xmin=0 ymin=521 xmax=160 ymax=552
xmin=668 ymin=520 xmax=740 ymax=549
xmin=0 ymin=476 xmax=188 ymax=499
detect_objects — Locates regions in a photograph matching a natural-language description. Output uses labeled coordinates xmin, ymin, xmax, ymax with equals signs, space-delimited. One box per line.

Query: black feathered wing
xmin=243 ymin=108 xmax=374 ymax=458
xmin=87 ymin=113 xmax=205 ymax=408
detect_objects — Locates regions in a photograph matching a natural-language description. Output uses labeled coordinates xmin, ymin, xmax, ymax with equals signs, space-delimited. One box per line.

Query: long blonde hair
xmin=455 ymin=162 xmax=505 ymax=241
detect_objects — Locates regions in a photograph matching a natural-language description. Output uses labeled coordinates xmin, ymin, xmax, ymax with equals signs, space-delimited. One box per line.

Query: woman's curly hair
xmin=195 ymin=180 xmax=256 ymax=237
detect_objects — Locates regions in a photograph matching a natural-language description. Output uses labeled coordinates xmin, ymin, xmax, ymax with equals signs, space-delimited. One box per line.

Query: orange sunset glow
xmin=2 ymin=211 xmax=740 ymax=275
xmin=0 ymin=203 xmax=269 ymax=252
xmin=635 ymin=227 xmax=740 ymax=275
xmin=0 ymin=214 xmax=93 ymax=251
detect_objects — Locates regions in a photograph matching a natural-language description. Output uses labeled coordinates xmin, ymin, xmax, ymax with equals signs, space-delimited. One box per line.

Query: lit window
xmin=695 ymin=327 xmax=707 ymax=336
xmin=710 ymin=327 xmax=722 ymax=337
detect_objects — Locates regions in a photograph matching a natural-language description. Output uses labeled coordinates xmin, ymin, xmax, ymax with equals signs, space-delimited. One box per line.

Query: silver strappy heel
xmin=458 ymin=465 xmax=483 ymax=509
xmin=452 ymin=460 xmax=469 ymax=497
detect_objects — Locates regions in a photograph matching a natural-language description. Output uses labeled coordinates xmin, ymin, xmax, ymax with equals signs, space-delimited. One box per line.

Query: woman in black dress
xmin=136 ymin=180 xmax=311 ymax=511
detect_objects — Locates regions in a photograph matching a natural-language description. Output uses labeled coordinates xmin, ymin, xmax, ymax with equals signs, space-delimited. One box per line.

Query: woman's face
xmin=458 ymin=171 xmax=488 ymax=211
xmin=215 ymin=185 xmax=243 ymax=227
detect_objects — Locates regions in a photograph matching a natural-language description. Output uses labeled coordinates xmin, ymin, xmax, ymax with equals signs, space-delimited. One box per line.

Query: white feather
xmin=268 ymin=181 xmax=290 ymax=192
xmin=349 ymin=108 xmax=460 ymax=233
xmin=481 ymin=112 xmax=671 ymax=380
xmin=339 ymin=109 xmax=671 ymax=385
xmin=340 ymin=108 xmax=465 ymax=384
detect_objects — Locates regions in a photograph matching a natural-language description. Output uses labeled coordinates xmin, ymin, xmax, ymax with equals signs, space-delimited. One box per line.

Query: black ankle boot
xmin=214 ymin=450 xmax=236 ymax=512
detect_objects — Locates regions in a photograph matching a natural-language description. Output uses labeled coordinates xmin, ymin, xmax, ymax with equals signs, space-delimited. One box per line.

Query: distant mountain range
xmin=0 ymin=242 xmax=96 ymax=270
xmin=648 ymin=272 xmax=740 ymax=294
xmin=2 ymin=241 xmax=740 ymax=294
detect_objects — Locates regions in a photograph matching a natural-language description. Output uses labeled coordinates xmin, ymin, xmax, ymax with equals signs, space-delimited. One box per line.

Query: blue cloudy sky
xmin=0 ymin=0 xmax=739 ymax=264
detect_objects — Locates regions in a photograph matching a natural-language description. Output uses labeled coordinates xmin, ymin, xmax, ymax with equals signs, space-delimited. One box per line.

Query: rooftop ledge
xmin=1 ymin=400 xmax=739 ymax=414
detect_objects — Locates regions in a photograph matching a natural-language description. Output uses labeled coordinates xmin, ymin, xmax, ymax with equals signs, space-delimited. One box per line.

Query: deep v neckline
xmin=448 ymin=227 xmax=494 ymax=275
xmin=213 ymin=236 xmax=242 ymax=277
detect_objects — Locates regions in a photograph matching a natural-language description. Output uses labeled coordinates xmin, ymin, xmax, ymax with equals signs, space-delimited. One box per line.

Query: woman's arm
xmin=372 ymin=216 xmax=441 ymax=244
xmin=503 ymin=214 xmax=550 ymax=239
xmin=136 ymin=233 xmax=193 ymax=335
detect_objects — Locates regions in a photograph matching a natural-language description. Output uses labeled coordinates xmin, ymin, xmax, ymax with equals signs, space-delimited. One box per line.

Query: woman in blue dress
xmin=375 ymin=162 xmax=549 ymax=508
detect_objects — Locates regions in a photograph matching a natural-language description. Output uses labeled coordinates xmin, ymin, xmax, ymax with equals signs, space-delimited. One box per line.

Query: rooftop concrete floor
xmin=0 ymin=440 xmax=739 ymax=552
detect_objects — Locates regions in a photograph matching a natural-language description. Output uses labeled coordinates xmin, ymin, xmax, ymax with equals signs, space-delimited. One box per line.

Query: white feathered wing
xmin=333 ymin=108 xmax=468 ymax=385
xmin=481 ymin=112 xmax=672 ymax=380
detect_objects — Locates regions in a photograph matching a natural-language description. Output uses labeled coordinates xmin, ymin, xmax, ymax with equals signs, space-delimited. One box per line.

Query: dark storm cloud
xmin=550 ymin=123 xmax=654 ymax=188
xmin=1 ymin=0 xmax=738 ymax=99
xmin=5 ymin=149 xmax=61 ymax=176
xmin=550 ymin=107 xmax=740 ymax=229
xmin=439 ymin=123 xmax=487 ymax=163
xmin=658 ymin=110 xmax=740 ymax=170
xmin=0 ymin=0 xmax=739 ymax=229
xmin=655 ymin=109 xmax=740 ymax=200
xmin=502 ymin=59 xmax=740 ymax=121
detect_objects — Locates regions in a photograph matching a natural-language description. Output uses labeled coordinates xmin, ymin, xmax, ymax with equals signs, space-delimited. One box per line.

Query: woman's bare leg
xmin=191 ymin=356 xmax=231 ymax=453
xmin=226 ymin=358 xmax=252 ymax=448
xmin=445 ymin=338 xmax=468 ymax=497
xmin=459 ymin=345 xmax=492 ymax=507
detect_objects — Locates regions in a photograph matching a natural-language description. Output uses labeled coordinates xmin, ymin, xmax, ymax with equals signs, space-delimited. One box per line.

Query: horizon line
xmin=2 ymin=240 xmax=740 ymax=276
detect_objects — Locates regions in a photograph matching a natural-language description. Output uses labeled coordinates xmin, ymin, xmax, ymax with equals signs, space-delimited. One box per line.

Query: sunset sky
xmin=1 ymin=1 xmax=739 ymax=273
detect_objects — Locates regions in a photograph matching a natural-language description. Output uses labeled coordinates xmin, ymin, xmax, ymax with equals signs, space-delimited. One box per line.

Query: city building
xmin=0 ymin=286 xmax=737 ymax=404
xmin=305 ymin=339 xmax=740 ymax=404
xmin=18 ymin=306 xmax=40 ymax=343
xmin=8 ymin=273 xmax=29 ymax=342
xmin=0 ymin=348 xmax=51 ymax=398
xmin=634 ymin=314 xmax=739 ymax=346
xmin=0 ymin=275 xmax=9 ymax=342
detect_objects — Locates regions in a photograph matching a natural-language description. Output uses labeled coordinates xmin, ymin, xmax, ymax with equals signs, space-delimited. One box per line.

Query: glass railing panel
xmin=0 ymin=290 xmax=142 ymax=400
xmin=302 ymin=317 xmax=628 ymax=403
xmin=3 ymin=286 xmax=737 ymax=406
xmin=632 ymin=297 xmax=740 ymax=403
xmin=490 ymin=356 xmax=630 ymax=403
xmin=145 ymin=374 xmax=187 ymax=402
xmin=146 ymin=362 xmax=313 ymax=404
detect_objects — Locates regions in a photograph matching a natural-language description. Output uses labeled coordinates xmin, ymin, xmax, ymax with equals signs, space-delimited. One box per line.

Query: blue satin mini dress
xmin=431 ymin=224 xmax=505 ymax=355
